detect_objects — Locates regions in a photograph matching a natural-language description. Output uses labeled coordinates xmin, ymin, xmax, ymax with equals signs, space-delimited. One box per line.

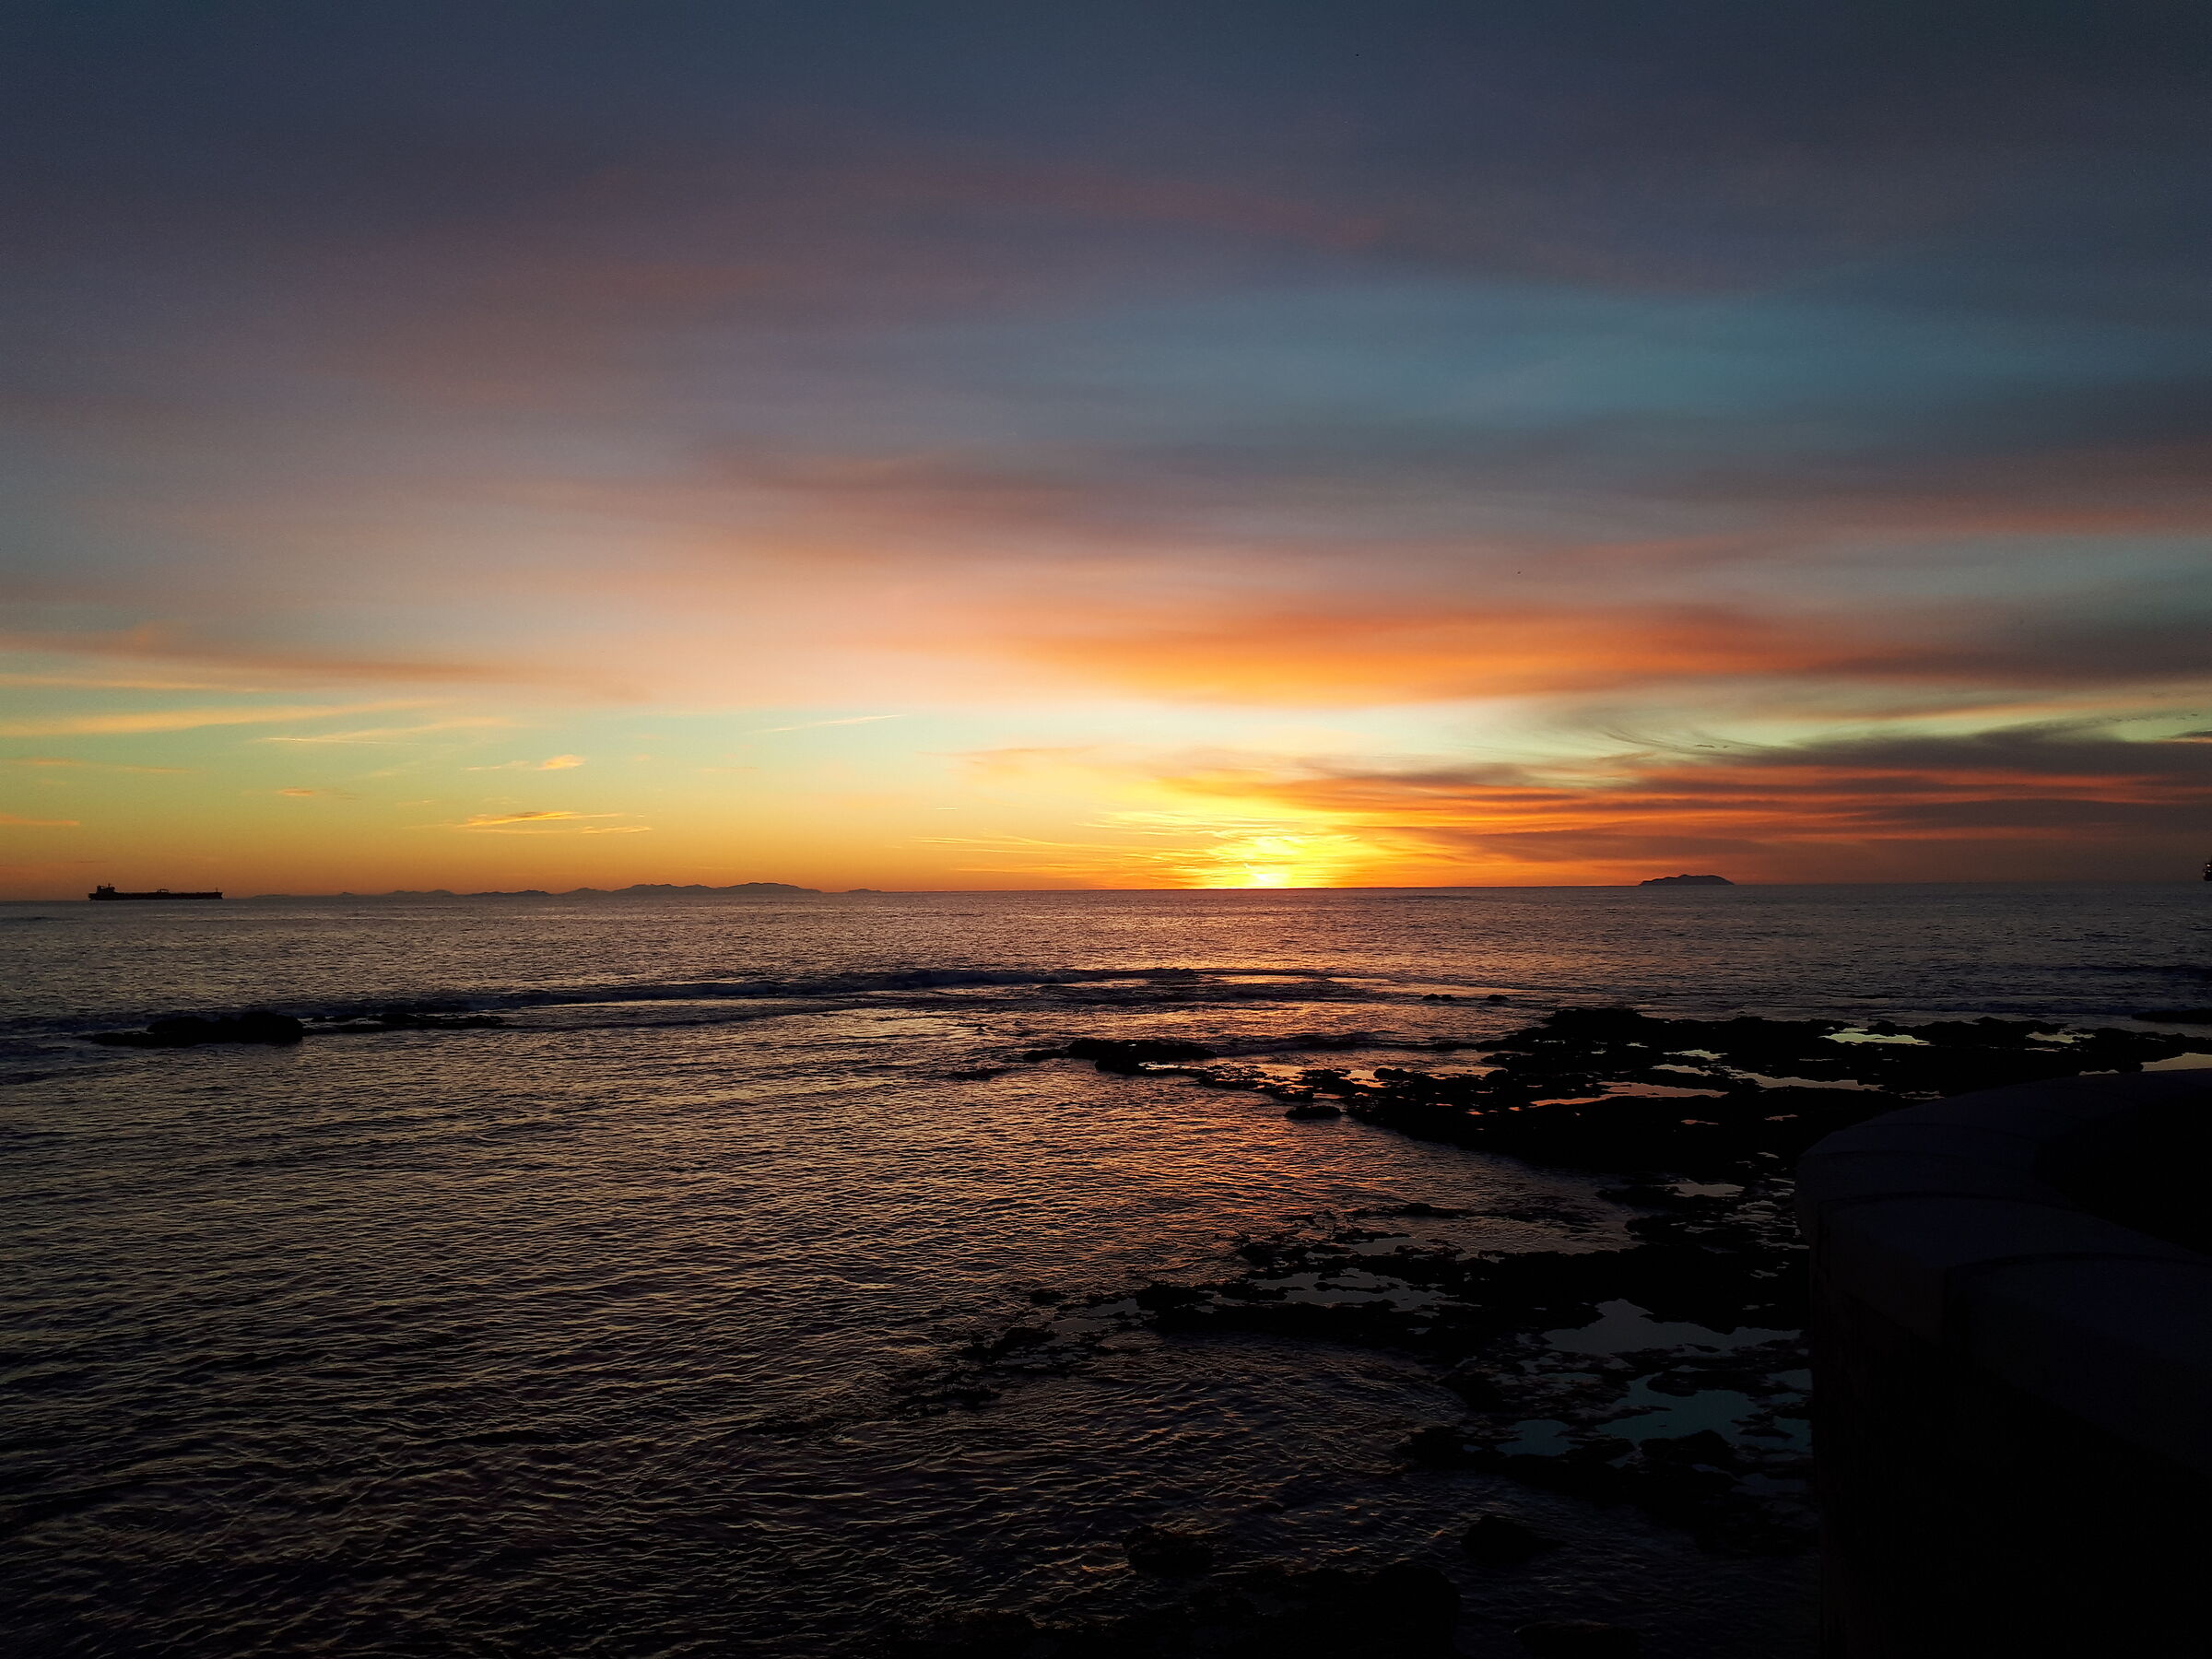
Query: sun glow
xmin=1177 ymin=829 xmax=1383 ymax=889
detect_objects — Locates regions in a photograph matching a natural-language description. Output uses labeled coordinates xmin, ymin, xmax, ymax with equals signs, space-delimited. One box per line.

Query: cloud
xmin=957 ymin=722 xmax=2212 ymax=884
xmin=0 ymin=700 xmax=429 ymax=737
xmin=260 ymin=718 xmax=513 ymax=745
xmin=455 ymin=809 xmax=597 ymax=826
xmin=0 ymin=813 xmax=81 ymax=828
xmin=0 ymin=626 xmax=603 ymax=692
xmin=1170 ymin=725 xmax=2212 ymax=879
xmin=275 ymin=787 xmax=357 ymax=799
xmin=0 ymin=672 xmax=267 ymax=691
xmin=4 ymin=757 xmax=194 ymax=773
xmin=430 ymin=809 xmax=647 ymax=834
xmin=466 ymin=754 xmax=585 ymax=771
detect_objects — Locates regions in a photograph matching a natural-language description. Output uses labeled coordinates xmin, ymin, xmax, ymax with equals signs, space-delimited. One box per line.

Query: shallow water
xmin=4 ymin=885 xmax=2207 ymax=1656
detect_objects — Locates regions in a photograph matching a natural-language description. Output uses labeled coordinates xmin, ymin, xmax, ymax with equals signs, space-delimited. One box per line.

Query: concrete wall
xmin=1795 ymin=1072 xmax=2212 ymax=1657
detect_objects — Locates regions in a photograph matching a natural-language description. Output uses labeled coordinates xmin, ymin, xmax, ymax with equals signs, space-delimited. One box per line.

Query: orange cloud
xmin=0 ymin=700 xmax=428 ymax=737
xmin=964 ymin=725 xmax=2212 ymax=885
xmin=433 ymin=809 xmax=648 ymax=835
xmin=1004 ymin=606 xmax=1818 ymax=702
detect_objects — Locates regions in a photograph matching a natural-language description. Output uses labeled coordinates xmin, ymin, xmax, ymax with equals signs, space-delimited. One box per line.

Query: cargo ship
xmin=88 ymin=885 xmax=223 ymax=901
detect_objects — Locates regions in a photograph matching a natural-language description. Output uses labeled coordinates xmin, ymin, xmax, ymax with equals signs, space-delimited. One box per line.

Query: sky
xmin=3 ymin=0 xmax=2210 ymax=894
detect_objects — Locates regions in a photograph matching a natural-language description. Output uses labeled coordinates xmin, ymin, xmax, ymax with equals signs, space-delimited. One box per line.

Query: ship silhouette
xmin=88 ymin=884 xmax=223 ymax=901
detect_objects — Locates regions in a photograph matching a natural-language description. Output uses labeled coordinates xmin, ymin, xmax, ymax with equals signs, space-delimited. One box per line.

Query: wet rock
xmin=88 ymin=1011 xmax=305 ymax=1048
xmin=1515 ymin=1618 xmax=1641 ymax=1655
xmin=1441 ymin=1364 xmax=1513 ymax=1411
xmin=1060 ymin=1037 xmax=1218 ymax=1073
xmin=1131 ymin=1281 xmax=1207 ymax=1312
xmin=1399 ymin=1425 xmax=1479 ymax=1467
xmin=1122 ymin=1523 xmax=1215 ymax=1576
xmin=1639 ymin=1429 xmax=1735 ymax=1466
xmin=1460 ymin=1512 xmax=1560 ymax=1564
xmin=1282 ymin=1101 xmax=1342 ymax=1119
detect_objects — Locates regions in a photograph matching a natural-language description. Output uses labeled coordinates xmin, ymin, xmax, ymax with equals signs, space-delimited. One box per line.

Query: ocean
xmin=4 ymin=884 xmax=2208 ymax=1658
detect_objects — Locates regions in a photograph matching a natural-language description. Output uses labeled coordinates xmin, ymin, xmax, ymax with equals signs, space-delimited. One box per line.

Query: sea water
xmin=4 ymin=885 xmax=2206 ymax=1657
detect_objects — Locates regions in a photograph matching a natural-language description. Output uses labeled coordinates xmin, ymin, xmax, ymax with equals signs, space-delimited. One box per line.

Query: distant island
xmin=1639 ymin=874 xmax=1735 ymax=887
xmin=248 ymin=882 xmax=833 ymax=900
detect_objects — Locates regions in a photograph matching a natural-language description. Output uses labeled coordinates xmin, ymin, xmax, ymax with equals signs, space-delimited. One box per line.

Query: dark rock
xmin=1122 ymin=1524 xmax=1215 ymax=1576
xmin=1638 ymin=1429 xmax=1735 ymax=1465
xmin=1062 ymin=1037 xmax=1218 ymax=1073
xmin=2138 ymin=1006 xmax=2212 ymax=1023
xmin=1282 ymin=1101 xmax=1342 ymax=1119
xmin=1515 ymin=1618 xmax=1641 ymax=1655
xmin=1131 ymin=1281 xmax=1206 ymax=1312
xmin=88 ymin=1011 xmax=305 ymax=1048
xmin=1441 ymin=1365 xmax=1513 ymax=1410
xmin=1399 ymin=1425 xmax=1478 ymax=1467
xmin=1460 ymin=1512 xmax=1560 ymax=1564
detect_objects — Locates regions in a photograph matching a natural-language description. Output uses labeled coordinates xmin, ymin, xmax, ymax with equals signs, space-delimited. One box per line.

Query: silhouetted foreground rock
xmin=889 ymin=1559 xmax=1460 ymax=1657
xmin=88 ymin=1012 xmax=304 ymax=1047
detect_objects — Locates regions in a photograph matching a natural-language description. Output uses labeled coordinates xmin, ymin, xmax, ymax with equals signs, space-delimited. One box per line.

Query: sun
xmin=1183 ymin=830 xmax=1377 ymax=889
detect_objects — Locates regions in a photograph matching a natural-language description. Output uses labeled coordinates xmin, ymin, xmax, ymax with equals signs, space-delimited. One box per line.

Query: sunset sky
xmin=4 ymin=2 xmax=2210 ymax=894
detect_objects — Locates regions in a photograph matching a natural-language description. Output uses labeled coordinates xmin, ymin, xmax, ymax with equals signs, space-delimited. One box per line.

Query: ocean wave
xmin=12 ymin=965 xmax=1441 ymax=1049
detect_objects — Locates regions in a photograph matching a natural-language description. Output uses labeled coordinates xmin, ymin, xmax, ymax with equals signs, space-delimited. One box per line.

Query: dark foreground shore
xmin=876 ymin=1006 xmax=2212 ymax=1656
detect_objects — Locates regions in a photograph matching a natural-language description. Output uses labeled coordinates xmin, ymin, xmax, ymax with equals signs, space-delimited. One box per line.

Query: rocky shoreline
xmin=62 ymin=995 xmax=2212 ymax=1654
xmin=883 ymin=1006 xmax=2211 ymax=1655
